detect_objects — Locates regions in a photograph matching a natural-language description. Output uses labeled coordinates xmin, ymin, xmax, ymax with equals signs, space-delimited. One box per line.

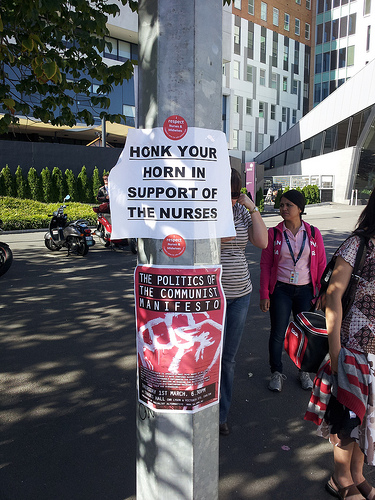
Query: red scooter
xmin=92 ymin=203 xmax=137 ymax=254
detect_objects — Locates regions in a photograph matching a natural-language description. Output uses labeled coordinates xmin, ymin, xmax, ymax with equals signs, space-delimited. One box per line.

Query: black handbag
xmin=285 ymin=234 xmax=368 ymax=372
xmin=284 ymin=311 xmax=328 ymax=372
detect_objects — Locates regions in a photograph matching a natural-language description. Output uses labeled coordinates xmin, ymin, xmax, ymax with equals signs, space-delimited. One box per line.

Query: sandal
xmin=326 ymin=476 xmax=364 ymax=499
xmin=357 ymin=480 xmax=375 ymax=500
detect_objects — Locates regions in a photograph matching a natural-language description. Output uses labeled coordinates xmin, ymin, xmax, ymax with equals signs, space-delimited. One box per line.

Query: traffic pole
xmin=136 ymin=1 xmax=223 ymax=498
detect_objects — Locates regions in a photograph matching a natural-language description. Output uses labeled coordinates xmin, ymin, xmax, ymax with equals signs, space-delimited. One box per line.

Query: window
xmin=246 ymin=64 xmax=253 ymax=82
xmin=295 ymin=18 xmax=300 ymax=36
xmin=323 ymin=52 xmax=330 ymax=72
xmin=259 ymin=102 xmax=265 ymax=118
xmin=273 ymin=8 xmax=279 ymax=26
xmin=305 ymin=23 xmax=310 ymax=39
xmin=322 ymin=81 xmax=329 ymax=100
xmin=233 ymin=96 xmax=240 ymax=113
xmin=271 ymin=104 xmax=276 ymax=119
xmin=296 ymin=0 xmax=301 ymax=4
xmin=367 ymin=25 xmax=371 ymax=51
xmin=364 ymin=0 xmax=371 ymax=15
xmin=123 ymin=105 xmax=135 ymax=126
xmin=233 ymin=60 xmax=240 ymax=79
xmin=234 ymin=25 xmax=240 ymax=45
xmin=260 ymin=28 xmax=266 ymax=63
xmin=339 ymin=48 xmax=346 ymax=68
xmin=306 ymin=0 xmax=311 ymax=9
xmin=246 ymin=131 xmax=252 ymax=150
xmin=349 ymin=13 xmax=356 ymax=35
xmin=232 ymin=130 xmax=239 ymax=149
xmin=347 ymin=45 xmax=355 ymax=66
xmin=261 ymin=2 xmax=267 ymax=21
xmin=282 ymin=107 xmax=287 ymax=122
xmin=271 ymin=72 xmax=277 ymax=89
xmin=272 ymin=38 xmax=278 ymax=67
xmin=104 ymin=37 xmax=135 ymax=62
xmin=316 ymin=53 xmax=322 ymax=73
xmin=317 ymin=24 xmax=323 ymax=44
xmin=340 ymin=16 xmax=348 ymax=38
xmin=303 ymin=83 xmax=309 ymax=98
xmin=324 ymin=21 xmax=331 ymax=42
xmin=283 ymin=76 xmax=288 ymax=91
xmin=283 ymin=45 xmax=289 ymax=71
xmin=248 ymin=0 xmax=254 ymax=15
xmin=284 ymin=13 xmax=290 ymax=31
xmin=292 ymin=80 xmax=298 ymax=94
xmin=292 ymin=109 xmax=297 ymax=124
xmin=330 ymin=50 xmax=337 ymax=70
xmin=234 ymin=0 xmax=241 ymax=8
xmin=246 ymin=99 xmax=252 ymax=115
xmin=248 ymin=30 xmax=254 ymax=51
xmin=257 ymin=134 xmax=264 ymax=151
xmin=270 ymin=135 xmax=275 ymax=144
xmin=332 ymin=19 xmax=339 ymax=40
xmin=260 ymin=69 xmax=266 ymax=86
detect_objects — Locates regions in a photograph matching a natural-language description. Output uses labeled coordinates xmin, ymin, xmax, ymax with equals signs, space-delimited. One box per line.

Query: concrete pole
xmin=136 ymin=1 xmax=223 ymax=499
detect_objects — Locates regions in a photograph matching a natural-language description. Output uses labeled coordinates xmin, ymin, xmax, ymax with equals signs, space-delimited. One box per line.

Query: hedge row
xmin=0 ymin=165 xmax=109 ymax=204
xmin=0 ymin=197 xmax=97 ymax=231
xmin=274 ymin=185 xmax=320 ymax=208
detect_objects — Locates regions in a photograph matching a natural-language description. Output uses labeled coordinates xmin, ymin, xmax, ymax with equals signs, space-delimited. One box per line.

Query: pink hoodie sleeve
xmin=260 ymin=228 xmax=275 ymax=301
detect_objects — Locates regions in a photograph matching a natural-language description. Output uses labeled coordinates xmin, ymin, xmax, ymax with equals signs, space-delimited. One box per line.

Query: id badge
xmin=290 ymin=271 xmax=299 ymax=284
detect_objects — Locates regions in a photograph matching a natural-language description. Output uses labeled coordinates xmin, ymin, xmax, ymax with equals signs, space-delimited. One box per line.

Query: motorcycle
xmin=44 ymin=195 xmax=95 ymax=256
xmin=92 ymin=202 xmax=137 ymax=254
xmin=0 ymin=220 xmax=13 ymax=277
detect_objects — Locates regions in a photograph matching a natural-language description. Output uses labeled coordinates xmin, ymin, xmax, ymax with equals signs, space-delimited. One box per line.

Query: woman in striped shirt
xmin=219 ymin=168 xmax=268 ymax=436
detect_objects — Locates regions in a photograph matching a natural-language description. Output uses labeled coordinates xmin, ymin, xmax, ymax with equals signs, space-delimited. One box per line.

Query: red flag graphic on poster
xmin=135 ymin=265 xmax=225 ymax=413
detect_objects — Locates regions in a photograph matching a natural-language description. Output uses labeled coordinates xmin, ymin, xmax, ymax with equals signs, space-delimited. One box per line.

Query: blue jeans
xmin=269 ymin=281 xmax=313 ymax=374
xmin=219 ymin=293 xmax=251 ymax=424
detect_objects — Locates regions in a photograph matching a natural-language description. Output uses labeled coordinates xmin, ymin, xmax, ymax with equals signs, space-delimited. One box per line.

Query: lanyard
xmin=283 ymin=230 xmax=306 ymax=268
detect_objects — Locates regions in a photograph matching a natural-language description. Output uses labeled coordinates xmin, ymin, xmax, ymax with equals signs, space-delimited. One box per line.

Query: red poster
xmin=135 ymin=265 xmax=225 ymax=413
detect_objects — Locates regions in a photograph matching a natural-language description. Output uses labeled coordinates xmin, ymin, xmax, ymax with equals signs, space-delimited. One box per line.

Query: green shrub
xmin=28 ymin=167 xmax=42 ymax=201
xmin=64 ymin=169 xmax=77 ymax=201
xmin=0 ymin=197 xmax=96 ymax=231
xmin=77 ymin=166 xmax=91 ymax=203
xmin=92 ymin=167 xmax=102 ymax=202
xmin=15 ymin=166 xmax=28 ymax=199
xmin=41 ymin=167 xmax=53 ymax=203
xmin=51 ymin=167 xmax=66 ymax=202
xmin=274 ymin=189 xmax=283 ymax=209
xmin=1 ymin=166 xmax=15 ymax=197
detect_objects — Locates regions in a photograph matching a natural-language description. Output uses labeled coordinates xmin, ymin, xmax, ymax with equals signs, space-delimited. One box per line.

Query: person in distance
xmin=259 ymin=189 xmax=326 ymax=392
xmin=306 ymin=188 xmax=375 ymax=500
xmin=219 ymin=168 xmax=268 ymax=436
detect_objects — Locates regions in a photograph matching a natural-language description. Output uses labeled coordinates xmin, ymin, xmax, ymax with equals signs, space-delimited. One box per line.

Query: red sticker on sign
xmin=162 ymin=234 xmax=186 ymax=258
xmin=163 ymin=115 xmax=188 ymax=141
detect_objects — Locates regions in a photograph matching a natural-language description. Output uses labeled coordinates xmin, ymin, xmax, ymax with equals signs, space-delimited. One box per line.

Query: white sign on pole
xmin=109 ymin=121 xmax=235 ymax=240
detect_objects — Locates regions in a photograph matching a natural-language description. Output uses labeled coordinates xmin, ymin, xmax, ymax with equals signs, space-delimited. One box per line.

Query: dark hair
xmin=354 ymin=187 xmax=375 ymax=238
xmin=231 ymin=168 xmax=242 ymax=192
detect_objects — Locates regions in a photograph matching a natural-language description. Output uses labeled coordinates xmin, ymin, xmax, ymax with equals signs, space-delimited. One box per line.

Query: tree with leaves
xmin=77 ymin=166 xmax=91 ymax=203
xmin=40 ymin=167 xmax=53 ymax=202
xmin=27 ymin=167 xmax=41 ymax=200
xmin=64 ymin=169 xmax=77 ymax=201
xmin=0 ymin=0 xmax=138 ymax=134
xmin=15 ymin=165 xmax=28 ymax=198
xmin=0 ymin=165 xmax=15 ymax=197
xmin=91 ymin=166 xmax=102 ymax=202
xmin=51 ymin=167 xmax=65 ymax=202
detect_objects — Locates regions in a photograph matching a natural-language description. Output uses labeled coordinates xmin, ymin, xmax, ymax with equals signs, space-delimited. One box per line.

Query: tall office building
xmin=222 ymin=0 xmax=314 ymax=164
xmin=313 ymin=0 xmax=375 ymax=106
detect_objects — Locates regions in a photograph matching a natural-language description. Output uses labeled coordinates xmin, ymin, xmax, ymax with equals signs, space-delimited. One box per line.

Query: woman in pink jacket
xmin=260 ymin=189 xmax=326 ymax=392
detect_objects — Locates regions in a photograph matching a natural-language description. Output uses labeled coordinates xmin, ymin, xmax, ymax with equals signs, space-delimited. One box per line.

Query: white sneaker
xmin=298 ymin=371 xmax=313 ymax=390
xmin=268 ymin=371 xmax=287 ymax=392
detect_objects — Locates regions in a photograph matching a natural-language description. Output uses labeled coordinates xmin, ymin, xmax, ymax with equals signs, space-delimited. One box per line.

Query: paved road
xmin=1 ymin=203 xmax=374 ymax=500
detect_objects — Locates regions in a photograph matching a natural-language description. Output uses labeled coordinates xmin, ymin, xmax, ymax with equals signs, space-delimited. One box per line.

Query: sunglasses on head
xmin=231 ymin=192 xmax=241 ymax=199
